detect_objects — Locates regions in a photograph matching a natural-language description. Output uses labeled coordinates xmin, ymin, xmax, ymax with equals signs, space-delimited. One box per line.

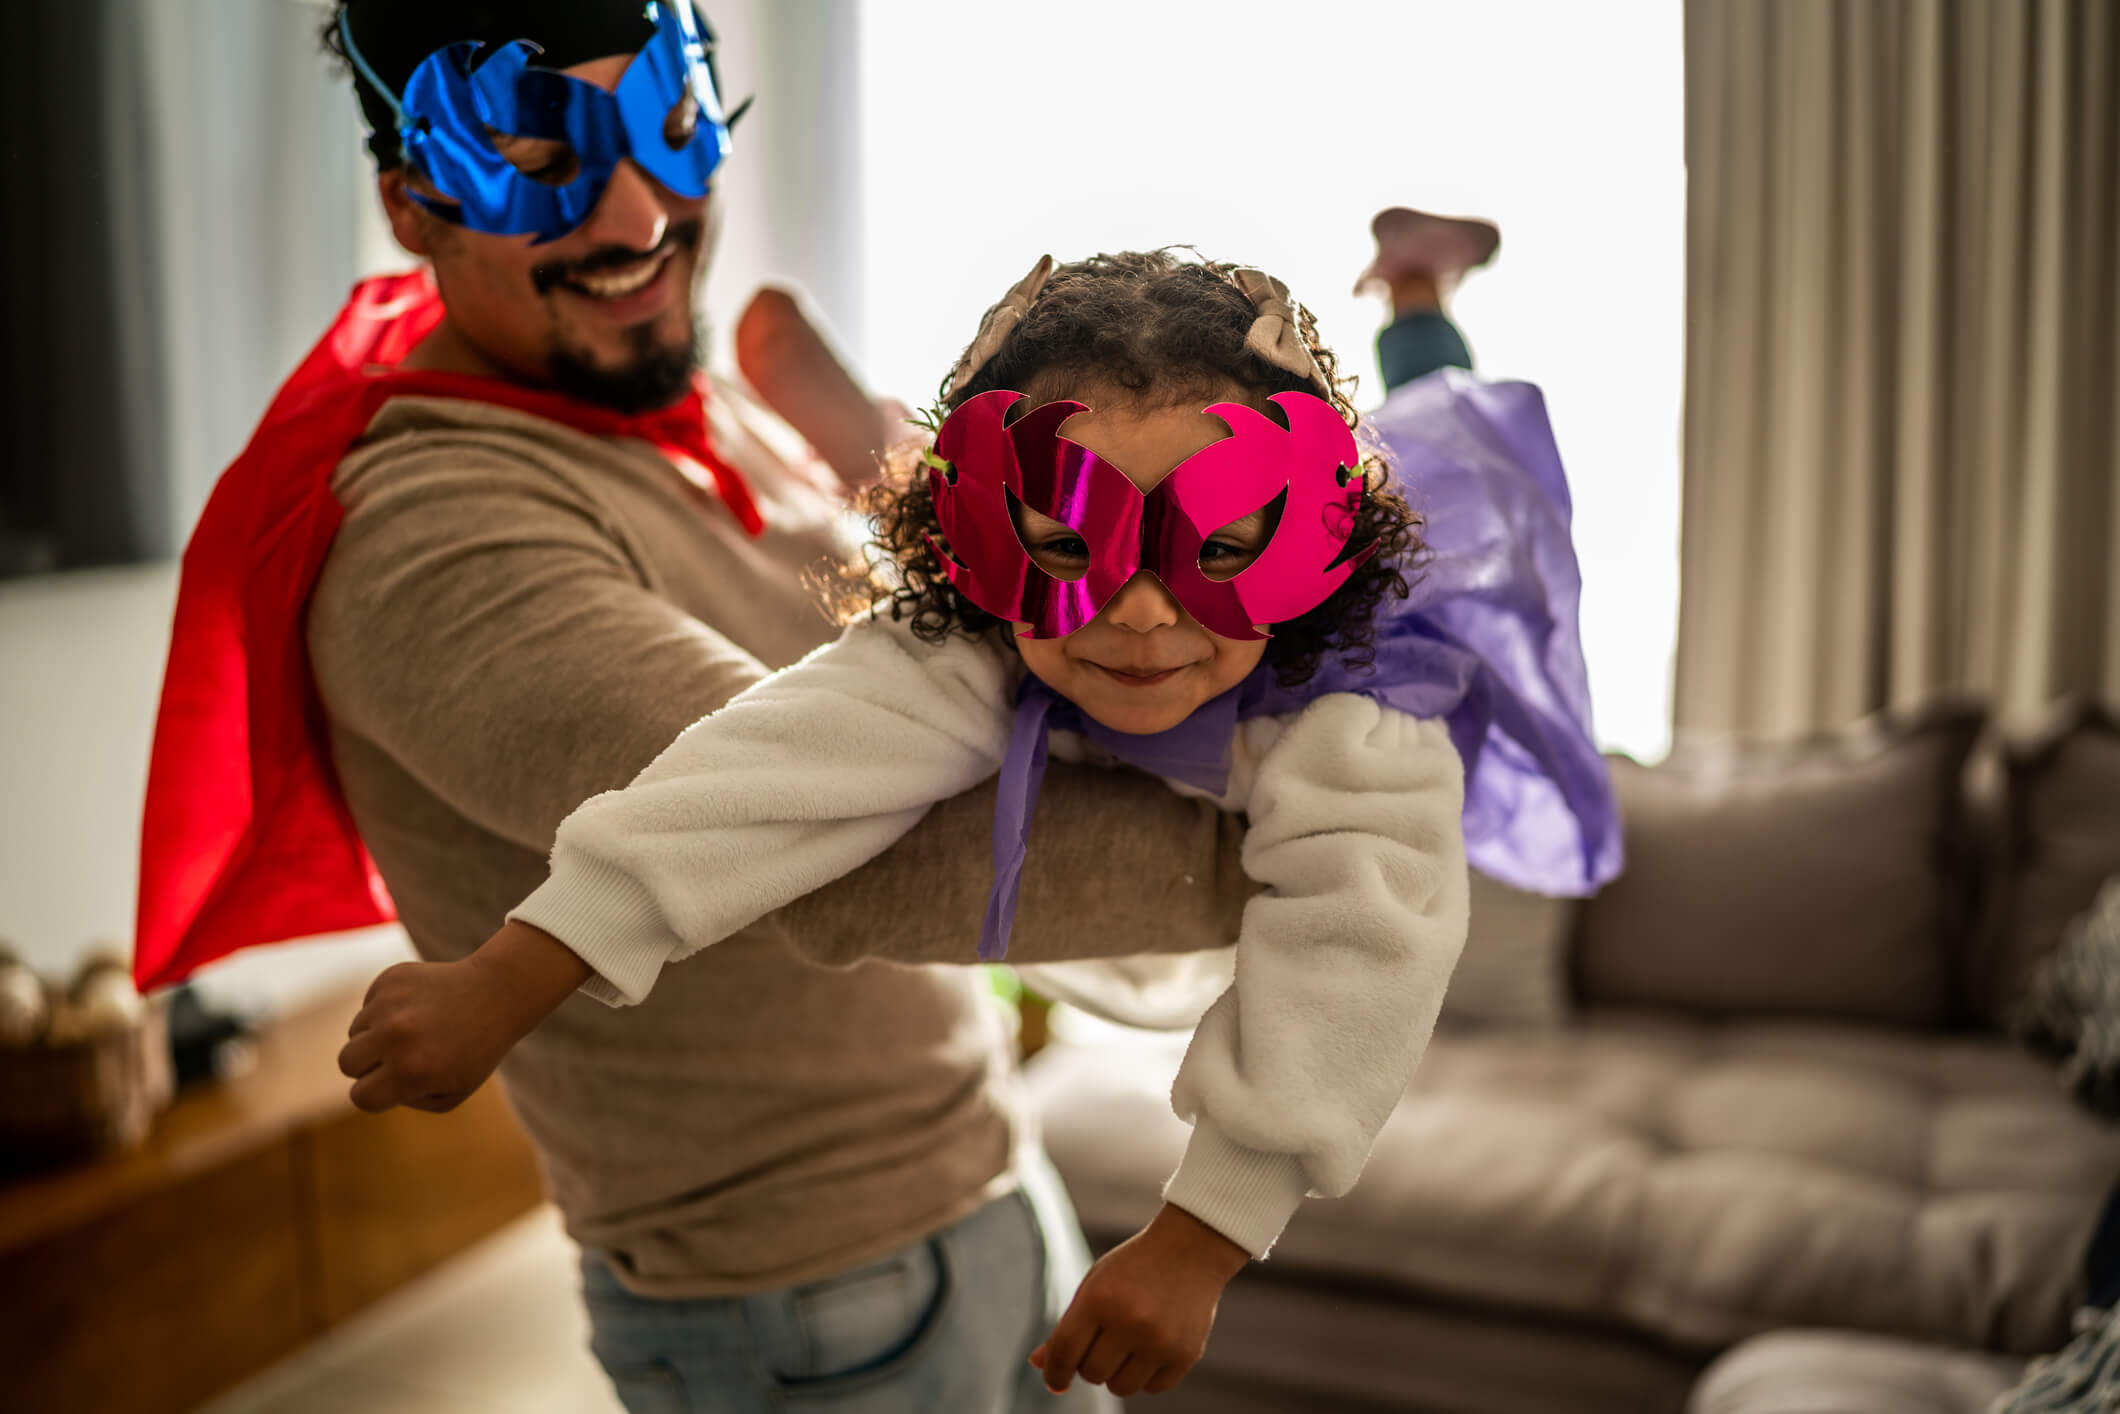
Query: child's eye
xmin=1197 ymin=496 xmax=1280 ymax=581
xmin=1009 ymin=494 xmax=1092 ymax=580
xmin=1197 ymin=536 xmax=1264 ymax=582
xmin=1022 ymin=533 xmax=1091 ymax=581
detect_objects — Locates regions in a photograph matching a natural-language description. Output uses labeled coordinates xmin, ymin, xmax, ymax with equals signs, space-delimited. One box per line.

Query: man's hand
xmin=335 ymin=921 xmax=591 ymax=1113
xmin=1029 ymin=1203 xmax=1250 ymax=1399
xmin=733 ymin=286 xmax=892 ymax=493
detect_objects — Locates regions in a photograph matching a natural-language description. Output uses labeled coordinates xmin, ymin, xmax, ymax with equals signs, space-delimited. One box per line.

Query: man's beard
xmin=548 ymin=318 xmax=703 ymax=415
xmin=535 ymin=218 xmax=707 ymax=414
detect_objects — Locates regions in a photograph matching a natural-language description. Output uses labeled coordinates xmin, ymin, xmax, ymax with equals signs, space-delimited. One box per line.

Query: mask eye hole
xmin=1008 ymin=489 xmax=1091 ymax=583
xmin=487 ymin=130 xmax=581 ymax=185
xmin=1197 ymin=490 xmax=1285 ymax=583
xmin=664 ymin=93 xmax=700 ymax=150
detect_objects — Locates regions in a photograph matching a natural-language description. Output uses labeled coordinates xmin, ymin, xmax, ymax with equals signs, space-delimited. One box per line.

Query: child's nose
xmin=1099 ymin=573 xmax=1182 ymax=632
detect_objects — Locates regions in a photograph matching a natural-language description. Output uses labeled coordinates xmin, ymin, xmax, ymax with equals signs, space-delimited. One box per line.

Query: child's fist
xmin=1029 ymin=1203 xmax=1250 ymax=1399
xmin=336 ymin=922 xmax=595 ymax=1115
xmin=336 ymin=958 xmax=517 ymax=1113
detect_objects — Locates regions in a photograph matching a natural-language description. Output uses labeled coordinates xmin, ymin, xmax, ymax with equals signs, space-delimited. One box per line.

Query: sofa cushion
xmin=1573 ymin=705 xmax=1984 ymax=1027
xmin=1686 ymin=1330 xmax=2023 ymax=1414
xmin=1027 ymin=1007 xmax=2119 ymax=1358
xmin=1439 ymin=870 xmax=1578 ymax=1029
xmin=1978 ymin=700 xmax=2120 ymax=1026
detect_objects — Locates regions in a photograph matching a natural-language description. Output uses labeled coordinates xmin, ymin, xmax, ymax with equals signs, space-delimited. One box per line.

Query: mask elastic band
xmin=336 ymin=9 xmax=410 ymax=135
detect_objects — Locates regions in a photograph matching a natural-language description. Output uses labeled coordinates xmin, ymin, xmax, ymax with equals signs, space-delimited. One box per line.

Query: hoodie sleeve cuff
xmin=508 ymin=854 xmax=680 ymax=1008
xmin=1160 ymin=1119 xmax=1313 ymax=1260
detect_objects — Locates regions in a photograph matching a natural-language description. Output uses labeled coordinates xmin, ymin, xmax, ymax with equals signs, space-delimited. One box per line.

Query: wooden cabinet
xmin=305 ymin=1069 xmax=545 ymax=1327
xmin=0 ymin=989 xmax=543 ymax=1414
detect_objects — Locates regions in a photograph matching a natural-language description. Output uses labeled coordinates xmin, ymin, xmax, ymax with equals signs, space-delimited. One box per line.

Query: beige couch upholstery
xmin=1024 ymin=700 xmax=2120 ymax=1413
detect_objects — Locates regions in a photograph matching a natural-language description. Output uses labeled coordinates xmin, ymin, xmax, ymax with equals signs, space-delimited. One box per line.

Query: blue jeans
xmin=579 ymin=1150 xmax=1119 ymax=1414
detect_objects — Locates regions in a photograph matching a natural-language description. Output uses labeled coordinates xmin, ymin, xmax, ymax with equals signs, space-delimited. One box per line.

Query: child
xmin=338 ymin=250 xmax=1619 ymax=1399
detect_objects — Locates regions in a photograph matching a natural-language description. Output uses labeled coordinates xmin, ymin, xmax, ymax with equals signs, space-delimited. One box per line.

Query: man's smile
xmin=561 ymin=245 xmax=675 ymax=300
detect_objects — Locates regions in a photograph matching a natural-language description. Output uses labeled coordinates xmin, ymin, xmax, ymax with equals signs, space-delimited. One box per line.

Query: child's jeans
xmin=579 ymin=1147 xmax=1120 ymax=1414
xmin=1379 ymin=309 xmax=1475 ymax=391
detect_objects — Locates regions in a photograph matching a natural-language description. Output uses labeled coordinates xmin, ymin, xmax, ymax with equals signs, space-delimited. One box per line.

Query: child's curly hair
xmin=839 ymin=249 xmax=1424 ymax=687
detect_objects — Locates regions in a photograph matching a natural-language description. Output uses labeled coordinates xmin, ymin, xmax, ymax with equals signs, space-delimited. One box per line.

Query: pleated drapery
xmin=1679 ymin=0 xmax=2118 ymax=734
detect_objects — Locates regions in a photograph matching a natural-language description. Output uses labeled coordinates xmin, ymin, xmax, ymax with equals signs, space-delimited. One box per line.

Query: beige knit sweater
xmin=305 ymin=385 xmax=1254 ymax=1297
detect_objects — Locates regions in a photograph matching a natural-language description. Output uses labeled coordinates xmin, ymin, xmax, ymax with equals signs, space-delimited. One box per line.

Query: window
xmin=857 ymin=0 xmax=1684 ymax=760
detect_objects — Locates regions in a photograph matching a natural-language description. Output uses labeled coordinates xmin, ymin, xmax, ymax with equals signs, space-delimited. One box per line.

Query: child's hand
xmin=1029 ymin=1203 xmax=1250 ymax=1399
xmin=335 ymin=921 xmax=591 ymax=1113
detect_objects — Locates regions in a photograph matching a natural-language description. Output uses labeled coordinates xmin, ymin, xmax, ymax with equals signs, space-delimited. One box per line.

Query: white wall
xmin=857 ymin=0 xmax=1686 ymax=762
xmin=0 ymin=566 xmax=175 ymax=977
xmin=0 ymin=566 xmax=412 ymax=1010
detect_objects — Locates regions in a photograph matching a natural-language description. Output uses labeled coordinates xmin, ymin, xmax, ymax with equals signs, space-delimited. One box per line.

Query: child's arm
xmin=334 ymin=616 xmax=1018 ymax=1110
xmin=1163 ymin=695 xmax=1468 ymax=1255
xmin=1027 ymin=1203 xmax=1249 ymax=1398
xmin=1170 ymin=695 xmax=1467 ymax=1246
xmin=516 ymin=613 xmax=1019 ymax=1004
xmin=339 ymin=920 xmax=587 ymax=1112
xmin=1026 ymin=696 xmax=1467 ymax=1398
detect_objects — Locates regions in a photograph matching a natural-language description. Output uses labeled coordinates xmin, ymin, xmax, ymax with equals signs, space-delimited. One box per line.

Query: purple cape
xmin=977 ymin=370 xmax=1624 ymax=961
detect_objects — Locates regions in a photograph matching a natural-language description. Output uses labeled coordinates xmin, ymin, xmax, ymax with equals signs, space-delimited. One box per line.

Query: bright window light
xmin=858 ymin=0 xmax=1684 ymax=761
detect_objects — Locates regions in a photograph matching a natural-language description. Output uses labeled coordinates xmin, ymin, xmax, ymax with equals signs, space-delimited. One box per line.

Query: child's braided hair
xmin=839 ymin=249 xmax=1425 ymax=687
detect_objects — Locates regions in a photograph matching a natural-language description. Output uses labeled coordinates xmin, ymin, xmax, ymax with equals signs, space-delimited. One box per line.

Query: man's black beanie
xmin=332 ymin=1 xmax=712 ymax=170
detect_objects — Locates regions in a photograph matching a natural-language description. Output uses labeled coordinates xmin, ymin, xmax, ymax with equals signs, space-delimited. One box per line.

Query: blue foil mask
xmin=340 ymin=2 xmax=731 ymax=243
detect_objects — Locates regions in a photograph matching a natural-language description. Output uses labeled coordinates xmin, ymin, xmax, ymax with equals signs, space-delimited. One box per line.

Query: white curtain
xmin=118 ymin=0 xmax=376 ymax=553
xmin=855 ymin=0 xmax=1689 ymax=762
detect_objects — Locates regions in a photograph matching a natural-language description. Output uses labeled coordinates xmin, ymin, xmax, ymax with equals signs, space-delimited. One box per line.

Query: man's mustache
xmin=531 ymin=220 xmax=705 ymax=295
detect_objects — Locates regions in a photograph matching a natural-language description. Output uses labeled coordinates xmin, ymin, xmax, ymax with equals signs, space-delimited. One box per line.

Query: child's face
xmin=1009 ymin=398 xmax=1272 ymax=736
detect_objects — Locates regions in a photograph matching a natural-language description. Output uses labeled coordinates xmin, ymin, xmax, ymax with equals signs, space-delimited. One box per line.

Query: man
xmin=139 ymin=3 xmax=1255 ymax=1409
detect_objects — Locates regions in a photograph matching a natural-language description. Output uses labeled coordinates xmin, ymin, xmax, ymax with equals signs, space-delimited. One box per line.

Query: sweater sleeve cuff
xmin=508 ymin=854 xmax=680 ymax=1008
xmin=1160 ymin=1120 xmax=1313 ymax=1261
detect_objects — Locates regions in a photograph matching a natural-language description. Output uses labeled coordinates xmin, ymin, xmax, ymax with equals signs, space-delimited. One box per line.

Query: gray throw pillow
xmin=1575 ymin=705 xmax=1983 ymax=1027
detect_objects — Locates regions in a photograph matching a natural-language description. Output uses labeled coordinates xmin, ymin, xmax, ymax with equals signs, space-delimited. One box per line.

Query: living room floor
xmin=194 ymin=1207 xmax=623 ymax=1414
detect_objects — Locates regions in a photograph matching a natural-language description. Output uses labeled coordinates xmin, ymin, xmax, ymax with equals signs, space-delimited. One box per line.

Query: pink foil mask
xmin=927 ymin=390 xmax=1372 ymax=640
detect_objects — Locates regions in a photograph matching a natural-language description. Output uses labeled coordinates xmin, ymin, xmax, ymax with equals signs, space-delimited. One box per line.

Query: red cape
xmin=134 ymin=270 xmax=763 ymax=991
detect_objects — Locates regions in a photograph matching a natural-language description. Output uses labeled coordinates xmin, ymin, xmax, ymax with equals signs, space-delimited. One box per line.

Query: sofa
xmin=1024 ymin=698 xmax=2120 ymax=1414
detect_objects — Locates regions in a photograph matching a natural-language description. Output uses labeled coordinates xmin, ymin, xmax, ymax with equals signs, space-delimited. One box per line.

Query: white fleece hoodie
xmin=512 ymin=613 xmax=1469 ymax=1258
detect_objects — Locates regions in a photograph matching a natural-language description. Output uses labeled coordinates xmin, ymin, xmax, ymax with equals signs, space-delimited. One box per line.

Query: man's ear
xmin=378 ymin=170 xmax=436 ymax=257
